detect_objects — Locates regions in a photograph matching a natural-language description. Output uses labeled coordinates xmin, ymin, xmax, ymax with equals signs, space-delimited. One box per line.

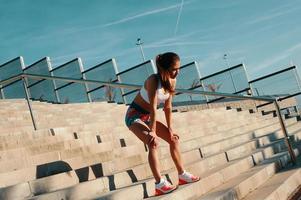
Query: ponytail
xmin=155 ymin=52 xmax=180 ymax=94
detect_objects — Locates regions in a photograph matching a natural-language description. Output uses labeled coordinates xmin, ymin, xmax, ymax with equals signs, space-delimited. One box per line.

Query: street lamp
xmin=223 ymin=54 xmax=237 ymax=93
xmin=136 ymin=38 xmax=146 ymax=62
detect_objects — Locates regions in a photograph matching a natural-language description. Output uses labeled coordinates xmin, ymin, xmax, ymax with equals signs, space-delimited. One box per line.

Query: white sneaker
xmin=155 ymin=178 xmax=177 ymax=196
xmin=178 ymin=171 xmax=200 ymax=185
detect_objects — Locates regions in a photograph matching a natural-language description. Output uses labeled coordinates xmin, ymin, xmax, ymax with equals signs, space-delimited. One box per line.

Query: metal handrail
xmin=0 ymin=73 xmax=297 ymax=164
xmin=0 ymin=73 xmax=276 ymax=101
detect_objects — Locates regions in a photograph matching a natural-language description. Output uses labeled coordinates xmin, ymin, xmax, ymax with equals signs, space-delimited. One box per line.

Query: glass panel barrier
xmin=231 ymin=66 xmax=250 ymax=92
xmin=201 ymin=64 xmax=250 ymax=101
xmin=249 ymin=66 xmax=301 ymax=111
xmin=2 ymin=80 xmax=25 ymax=98
xmin=123 ymin=91 xmax=139 ymax=105
xmin=28 ymin=79 xmax=57 ymax=102
xmin=250 ymin=68 xmax=300 ymax=96
xmin=173 ymin=62 xmax=205 ymax=104
xmin=117 ymin=60 xmax=156 ymax=104
xmin=24 ymin=57 xmax=57 ymax=102
xmin=87 ymin=80 xmax=124 ymax=103
xmin=83 ymin=59 xmax=123 ymax=103
xmin=56 ymin=83 xmax=89 ymax=103
xmin=0 ymin=57 xmax=25 ymax=98
xmin=50 ymin=58 xmax=84 ymax=88
xmin=50 ymin=58 xmax=88 ymax=103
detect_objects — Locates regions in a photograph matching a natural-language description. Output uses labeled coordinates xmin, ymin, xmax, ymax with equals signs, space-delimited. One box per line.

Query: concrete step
xmin=0 ymin=132 xmax=98 ymax=151
xmin=0 ymin=116 xmax=284 ymax=164
xmin=178 ymin=119 xmax=287 ymax=149
xmin=94 ymin=146 xmax=298 ymax=200
xmin=0 ymin=154 xmax=148 ymax=197
xmin=169 ymin=116 xmax=290 ymax=143
xmin=0 ymin=125 xmax=139 ymax=152
xmin=0 ymin=99 xmax=298 ymax=200
xmin=0 ymin=142 xmax=120 ymax=173
xmin=0 ymin=114 xmax=296 ymax=170
xmin=0 ymin=141 xmax=205 ymax=199
xmin=0 ymin=138 xmax=101 ymax=161
xmin=5 ymin=117 xmax=296 ymax=186
xmin=0 ymin=104 xmax=281 ymax=135
xmin=0 ymin=111 xmax=277 ymax=150
xmin=158 ymin=120 xmax=286 ymax=159
xmin=0 ymin=144 xmax=146 ymax=187
xmin=243 ymin=158 xmax=301 ymax=200
xmin=0 ymin=119 xmax=251 ymax=148
xmin=1 ymin=109 xmax=239 ymax=132
xmin=0 ymin=116 xmax=298 ymax=184
xmin=199 ymin=121 xmax=300 ymax=159
xmin=0 ymin=126 xmax=35 ymax=135
xmin=0 ymin=119 xmax=284 ymax=189
xmin=20 ymin=127 xmax=299 ymax=200
xmin=0 ymin=121 xmax=131 ymax=142
xmin=194 ymin=153 xmax=295 ymax=200
xmin=149 ymin=148 xmax=301 ymax=200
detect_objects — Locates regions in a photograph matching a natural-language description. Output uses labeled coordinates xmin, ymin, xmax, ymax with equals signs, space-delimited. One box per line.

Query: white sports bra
xmin=140 ymin=76 xmax=170 ymax=104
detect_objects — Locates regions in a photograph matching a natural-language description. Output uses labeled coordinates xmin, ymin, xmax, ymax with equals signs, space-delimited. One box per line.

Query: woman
xmin=125 ymin=52 xmax=200 ymax=196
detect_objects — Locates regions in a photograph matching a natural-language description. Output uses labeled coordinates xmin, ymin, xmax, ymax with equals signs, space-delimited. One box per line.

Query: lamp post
xmin=136 ymin=38 xmax=146 ymax=62
xmin=224 ymin=54 xmax=237 ymax=93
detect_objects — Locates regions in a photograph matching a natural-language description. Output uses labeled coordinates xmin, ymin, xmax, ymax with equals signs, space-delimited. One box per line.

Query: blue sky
xmin=1 ymin=0 xmax=301 ymax=80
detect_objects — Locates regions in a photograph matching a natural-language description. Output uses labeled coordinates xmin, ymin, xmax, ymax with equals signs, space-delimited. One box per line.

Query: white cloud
xmin=27 ymin=0 xmax=196 ymax=44
xmin=174 ymin=0 xmax=185 ymax=36
xmin=246 ymin=4 xmax=300 ymax=25
xmin=144 ymin=41 xmax=217 ymax=49
xmin=66 ymin=0 xmax=195 ymax=35
xmin=252 ymin=42 xmax=301 ymax=73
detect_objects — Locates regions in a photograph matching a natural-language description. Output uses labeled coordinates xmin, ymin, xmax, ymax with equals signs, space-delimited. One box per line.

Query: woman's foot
xmin=178 ymin=171 xmax=200 ymax=185
xmin=155 ymin=178 xmax=177 ymax=196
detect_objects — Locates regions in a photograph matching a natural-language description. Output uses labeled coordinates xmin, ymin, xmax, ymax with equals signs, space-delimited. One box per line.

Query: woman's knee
xmin=128 ymin=123 xmax=151 ymax=143
xmin=169 ymin=137 xmax=179 ymax=147
xmin=147 ymin=135 xmax=159 ymax=150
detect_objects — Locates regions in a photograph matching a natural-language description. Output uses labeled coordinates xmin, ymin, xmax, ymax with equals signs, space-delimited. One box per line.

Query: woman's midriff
xmin=132 ymin=92 xmax=152 ymax=112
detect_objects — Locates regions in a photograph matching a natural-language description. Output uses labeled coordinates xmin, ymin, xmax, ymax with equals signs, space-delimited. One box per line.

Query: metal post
xmin=0 ymin=86 xmax=4 ymax=99
xmin=22 ymin=77 xmax=37 ymax=130
xmin=195 ymin=61 xmax=208 ymax=103
xmin=112 ymin=58 xmax=127 ymax=104
xmin=78 ymin=58 xmax=92 ymax=102
xmin=274 ymin=100 xmax=297 ymax=164
xmin=200 ymin=79 xmax=210 ymax=104
xmin=136 ymin=38 xmax=146 ymax=61
xmin=47 ymin=58 xmax=60 ymax=103
xmin=223 ymin=54 xmax=237 ymax=93
xmin=292 ymin=68 xmax=301 ymax=111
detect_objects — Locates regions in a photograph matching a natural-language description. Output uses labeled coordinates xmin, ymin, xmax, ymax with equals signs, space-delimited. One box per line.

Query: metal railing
xmin=0 ymin=73 xmax=297 ymax=164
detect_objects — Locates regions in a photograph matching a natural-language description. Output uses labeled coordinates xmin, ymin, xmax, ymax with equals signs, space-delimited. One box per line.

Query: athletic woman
xmin=125 ymin=52 xmax=200 ymax=196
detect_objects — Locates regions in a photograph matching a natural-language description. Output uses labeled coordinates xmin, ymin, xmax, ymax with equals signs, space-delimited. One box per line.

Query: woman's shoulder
xmin=146 ymin=74 xmax=159 ymax=83
xmin=145 ymin=74 xmax=159 ymax=89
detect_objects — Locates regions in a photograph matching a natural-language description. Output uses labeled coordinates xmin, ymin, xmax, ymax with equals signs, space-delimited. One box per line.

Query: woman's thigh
xmin=128 ymin=120 xmax=175 ymax=145
xmin=128 ymin=121 xmax=152 ymax=144
xmin=155 ymin=121 xmax=173 ymax=143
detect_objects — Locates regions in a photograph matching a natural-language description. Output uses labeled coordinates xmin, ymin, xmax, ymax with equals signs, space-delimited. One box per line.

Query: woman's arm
xmin=147 ymin=75 xmax=159 ymax=133
xmin=164 ymin=79 xmax=176 ymax=134
xmin=164 ymin=94 xmax=173 ymax=132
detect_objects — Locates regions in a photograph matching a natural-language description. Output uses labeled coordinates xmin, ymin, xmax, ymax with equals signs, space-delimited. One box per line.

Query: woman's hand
xmin=168 ymin=128 xmax=179 ymax=142
xmin=170 ymin=134 xmax=179 ymax=142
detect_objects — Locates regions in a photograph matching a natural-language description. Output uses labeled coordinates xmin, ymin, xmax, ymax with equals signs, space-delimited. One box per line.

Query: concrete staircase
xmin=0 ymin=99 xmax=300 ymax=200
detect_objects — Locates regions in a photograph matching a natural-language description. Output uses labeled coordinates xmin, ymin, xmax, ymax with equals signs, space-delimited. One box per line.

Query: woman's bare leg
xmin=155 ymin=121 xmax=184 ymax=174
xmin=129 ymin=121 xmax=161 ymax=183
